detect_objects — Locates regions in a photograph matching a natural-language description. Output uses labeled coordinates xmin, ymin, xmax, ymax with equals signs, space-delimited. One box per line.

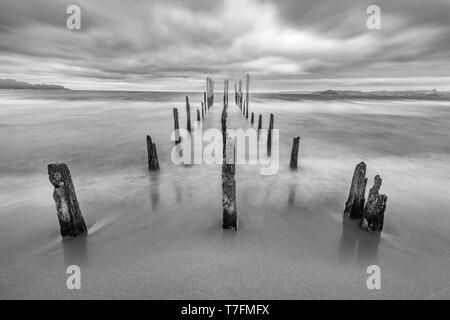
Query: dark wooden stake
xmin=245 ymin=101 xmax=249 ymax=119
xmin=201 ymin=102 xmax=204 ymax=120
xmin=222 ymin=136 xmax=237 ymax=230
xmin=344 ymin=162 xmax=367 ymax=219
xmin=245 ymin=73 xmax=249 ymax=116
xmin=203 ymin=92 xmax=207 ymax=113
xmin=48 ymin=162 xmax=87 ymax=238
xmin=173 ymin=107 xmax=181 ymax=144
xmin=147 ymin=135 xmax=160 ymax=170
xmin=251 ymin=112 xmax=254 ymax=124
xmin=267 ymin=113 xmax=274 ymax=156
xmin=258 ymin=114 xmax=262 ymax=132
xmin=197 ymin=109 xmax=200 ymax=122
xmin=289 ymin=137 xmax=300 ymax=169
xmin=360 ymin=175 xmax=387 ymax=232
xmin=186 ymin=96 xmax=191 ymax=133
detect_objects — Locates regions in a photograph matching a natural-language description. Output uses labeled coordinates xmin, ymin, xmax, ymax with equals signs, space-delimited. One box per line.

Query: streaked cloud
xmin=0 ymin=0 xmax=448 ymax=91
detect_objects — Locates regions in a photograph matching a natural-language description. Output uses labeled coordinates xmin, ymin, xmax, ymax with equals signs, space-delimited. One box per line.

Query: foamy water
xmin=0 ymin=90 xmax=450 ymax=299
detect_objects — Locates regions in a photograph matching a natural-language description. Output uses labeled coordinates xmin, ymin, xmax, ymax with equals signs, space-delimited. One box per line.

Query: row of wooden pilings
xmin=47 ymin=74 xmax=387 ymax=239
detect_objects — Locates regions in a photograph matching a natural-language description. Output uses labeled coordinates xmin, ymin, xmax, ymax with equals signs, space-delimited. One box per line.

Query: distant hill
xmin=0 ymin=79 xmax=68 ymax=90
xmin=319 ymin=89 xmax=339 ymax=95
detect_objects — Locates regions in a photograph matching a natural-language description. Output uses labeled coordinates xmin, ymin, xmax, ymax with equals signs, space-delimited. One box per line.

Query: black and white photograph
xmin=1 ymin=0 xmax=450 ymax=305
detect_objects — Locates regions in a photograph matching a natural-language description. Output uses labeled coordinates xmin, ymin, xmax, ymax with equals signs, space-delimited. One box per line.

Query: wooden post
xmin=173 ymin=108 xmax=181 ymax=144
xmin=360 ymin=175 xmax=387 ymax=232
xmin=224 ymin=80 xmax=229 ymax=107
xmin=245 ymin=73 xmax=249 ymax=116
xmin=203 ymin=92 xmax=207 ymax=113
xmin=251 ymin=112 xmax=254 ymax=124
xmin=344 ymin=162 xmax=367 ymax=219
xmin=245 ymin=101 xmax=249 ymax=119
xmin=289 ymin=137 xmax=300 ymax=169
xmin=222 ymin=136 xmax=237 ymax=230
xmin=48 ymin=162 xmax=87 ymax=238
xmin=147 ymin=135 xmax=160 ymax=170
xmin=197 ymin=109 xmax=200 ymax=122
xmin=238 ymin=81 xmax=243 ymax=110
xmin=221 ymin=103 xmax=227 ymax=156
xmin=267 ymin=113 xmax=274 ymax=156
xmin=201 ymin=102 xmax=204 ymax=120
xmin=186 ymin=96 xmax=191 ymax=133
xmin=258 ymin=114 xmax=262 ymax=132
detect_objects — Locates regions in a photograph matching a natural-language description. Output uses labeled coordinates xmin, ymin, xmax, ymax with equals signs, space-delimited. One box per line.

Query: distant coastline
xmin=0 ymin=79 xmax=68 ymax=90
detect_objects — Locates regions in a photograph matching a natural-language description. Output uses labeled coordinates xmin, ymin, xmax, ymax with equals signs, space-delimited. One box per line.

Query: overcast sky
xmin=0 ymin=0 xmax=449 ymax=91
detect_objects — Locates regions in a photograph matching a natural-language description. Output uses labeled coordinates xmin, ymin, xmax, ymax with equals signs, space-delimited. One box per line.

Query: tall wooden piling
xmin=258 ymin=114 xmax=262 ymax=132
xmin=206 ymin=77 xmax=214 ymax=108
xmin=245 ymin=73 xmax=250 ymax=115
xmin=173 ymin=108 xmax=181 ymax=144
xmin=186 ymin=96 xmax=192 ymax=133
xmin=203 ymin=92 xmax=207 ymax=113
xmin=147 ymin=135 xmax=160 ymax=170
xmin=245 ymin=101 xmax=249 ymax=119
xmin=238 ymin=81 xmax=243 ymax=110
xmin=360 ymin=175 xmax=387 ymax=232
xmin=221 ymin=102 xmax=228 ymax=156
xmin=222 ymin=136 xmax=237 ymax=230
xmin=267 ymin=113 xmax=274 ymax=156
xmin=48 ymin=162 xmax=88 ymax=238
xmin=224 ymin=80 xmax=229 ymax=107
xmin=251 ymin=112 xmax=254 ymax=125
xmin=197 ymin=109 xmax=201 ymax=122
xmin=344 ymin=162 xmax=367 ymax=219
xmin=201 ymin=102 xmax=204 ymax=120
xmin=289 ymin=137 xmax=300 ymax=169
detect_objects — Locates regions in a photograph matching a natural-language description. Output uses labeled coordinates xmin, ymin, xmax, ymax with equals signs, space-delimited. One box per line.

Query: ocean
xmin=0 ymin=89 xmax=450 ymax=299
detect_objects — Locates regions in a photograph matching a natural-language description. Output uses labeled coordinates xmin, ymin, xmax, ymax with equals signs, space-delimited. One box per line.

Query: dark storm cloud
xmin=0 ymin=0 xmax=449 ymax=90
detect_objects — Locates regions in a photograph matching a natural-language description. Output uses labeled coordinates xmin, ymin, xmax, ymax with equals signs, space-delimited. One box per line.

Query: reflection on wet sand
xmin=148 ymin=172 xmax=160 ymax=210
xmin=288 ymin=184 xmax=296 ymax=208
xmin=63 ymin=236 xmax=88 ymax=268
xmin=339 ymin=217 xmax=380 ymax=265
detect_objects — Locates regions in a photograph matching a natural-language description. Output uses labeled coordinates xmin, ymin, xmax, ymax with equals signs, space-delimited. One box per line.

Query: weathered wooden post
xmin=344 ymin=162 xmax=367 ymax=219
xmin=223 ymin=80 xmax=229 ymax=107
xmin=201 ymin=102 xmax=204 ymax=120
xmin=197 ymin=109 xmax=201 ymax=122
xmin=251 ymin=112 xmax=254 ymax=125
xmin=186 ymin=96 xmax=192 ymax=133
xmin=48 ymin=163 xmax=88 ymax=238
xmin=245 ymin=101 xmax=249 ymax=119
xmin=258 ymin=114 xmax=262 ymax=132
xmin=221 ymin=103 xmax=228 ymax=156
xmin=147 ymin=135 xmax=160 ymax=170
xmin=222 ymin=136 xmax=237 ymax=230
xmin=245 ymin=73 xmax=249 ymax=115
xmin=360 ymin=175 xmax=387 ymax=232
xmin=267 ymin=113 xmax=274 ymax=155
xmin=238 ymin=81 xmax=243 ymax=110
xmin=289 ymin=137 xmax=300 ymax=169
xmin=173 ymin=108 xmax=181 ymax=144
xmin=203 ymin=92 xmax=207 ymax=113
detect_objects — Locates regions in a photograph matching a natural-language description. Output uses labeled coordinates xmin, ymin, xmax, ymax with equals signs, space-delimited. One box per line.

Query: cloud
xmin=0 ymin=0 xmax=449 ymax=90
